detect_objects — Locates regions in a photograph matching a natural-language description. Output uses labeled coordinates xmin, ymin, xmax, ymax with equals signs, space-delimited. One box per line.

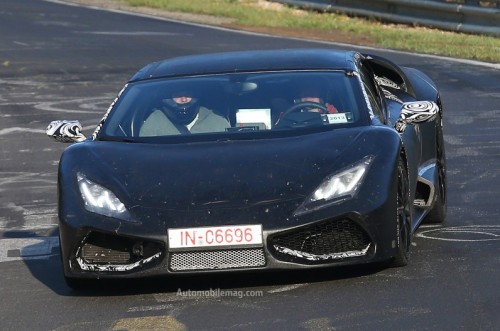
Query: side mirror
xmin=394 ymin=101 xmax=438 ymax=133
xmin=46 ymin=120 xmax=87 ymax=143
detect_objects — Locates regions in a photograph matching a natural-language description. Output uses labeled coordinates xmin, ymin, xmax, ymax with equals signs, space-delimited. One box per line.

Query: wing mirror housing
xmin=46 ymin=120 xmax=87 ymax=143
xmin=394 ymin=101 xmax=438 ymax=133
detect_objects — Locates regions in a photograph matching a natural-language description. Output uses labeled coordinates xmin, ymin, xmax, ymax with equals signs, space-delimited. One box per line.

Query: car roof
xmin=129 ymin=49 xmax=360 ymax=82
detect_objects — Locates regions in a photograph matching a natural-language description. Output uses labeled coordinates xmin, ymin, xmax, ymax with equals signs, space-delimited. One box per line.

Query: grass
xmin=125 ymin=0 xmax=500 ymax=63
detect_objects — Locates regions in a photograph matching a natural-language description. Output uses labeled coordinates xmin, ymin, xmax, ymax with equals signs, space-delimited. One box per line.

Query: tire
xmin=391 ymin=157 xmax=412 ymax=267
xmin=425 ymin=111 xmax=447 ymax=223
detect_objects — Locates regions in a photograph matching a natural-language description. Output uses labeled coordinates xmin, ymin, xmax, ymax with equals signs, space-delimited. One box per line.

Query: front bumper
xmin=59 ymin=201 xmax=398 ymax=279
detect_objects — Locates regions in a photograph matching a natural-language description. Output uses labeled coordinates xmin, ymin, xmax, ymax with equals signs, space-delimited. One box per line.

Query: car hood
xmin=63 ymin=127 xmax=400 ymax=227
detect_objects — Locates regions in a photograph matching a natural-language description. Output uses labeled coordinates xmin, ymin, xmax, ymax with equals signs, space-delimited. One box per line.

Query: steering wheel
xmin=274 ymin=101 xmax=328 ymax=128
xmin=280 ymin=101 xmax=328 ymax=118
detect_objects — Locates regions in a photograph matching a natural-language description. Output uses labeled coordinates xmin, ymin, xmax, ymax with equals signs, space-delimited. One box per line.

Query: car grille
xmin=271 ymin=219 xmax=372 ymax=262
xmin=81 ymin=243 xmax=131 ymax=264
xmin=169 ymin=248 xmax=266 ymax=271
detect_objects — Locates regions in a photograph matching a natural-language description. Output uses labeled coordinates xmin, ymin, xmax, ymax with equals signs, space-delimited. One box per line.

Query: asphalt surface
xmin=1 ymin=0 xmax=499 ymax=330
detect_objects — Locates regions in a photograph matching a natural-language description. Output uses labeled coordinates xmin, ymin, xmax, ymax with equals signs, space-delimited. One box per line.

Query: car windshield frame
xmin=97 ymin=70 xmax=371 ymax=143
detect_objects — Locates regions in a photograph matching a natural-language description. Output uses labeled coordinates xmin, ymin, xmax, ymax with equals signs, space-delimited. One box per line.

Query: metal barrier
xmin=271 ymin=0 xmax=500 ymax=36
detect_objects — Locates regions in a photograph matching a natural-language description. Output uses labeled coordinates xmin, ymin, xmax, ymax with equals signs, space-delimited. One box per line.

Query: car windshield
xmin=99 ymin=71 xmax=369 ymax=141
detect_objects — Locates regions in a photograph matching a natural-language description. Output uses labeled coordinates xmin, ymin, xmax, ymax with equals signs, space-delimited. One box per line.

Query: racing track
xmin=0 ymin=0 xmax=499 ymax=330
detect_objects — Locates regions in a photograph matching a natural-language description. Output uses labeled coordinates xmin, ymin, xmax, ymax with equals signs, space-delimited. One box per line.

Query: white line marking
xmin=78 ymin=31 xmax=186 ymax=36
xmin=0 ymin=127 xmax=46 ymax=135
xmin=418 ymin=224 xmax=443 ymax=228
xmin=416 ymin=225 xmax=500 ymax=242
xmin=34 ymin=96 xmax=112 ymax=114
xmin=127 ymin=304 xmax=174 ymax=313
xmin=267 ymin=283 xmax=307 ymax=293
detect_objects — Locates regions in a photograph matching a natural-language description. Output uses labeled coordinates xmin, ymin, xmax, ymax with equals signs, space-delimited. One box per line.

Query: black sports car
xmin=47 ymin=49 xmax=446 ymax=288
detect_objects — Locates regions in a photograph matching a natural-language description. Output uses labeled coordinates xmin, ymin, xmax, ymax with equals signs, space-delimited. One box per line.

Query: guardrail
xmin=272 ymin=0 xmax=500 ymax=36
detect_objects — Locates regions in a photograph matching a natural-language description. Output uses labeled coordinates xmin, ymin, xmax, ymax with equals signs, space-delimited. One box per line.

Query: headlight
xmin=295 ymin=156 xmax=374 ymax=215
xmin=77 ymin=172 xmax=132 ymax=221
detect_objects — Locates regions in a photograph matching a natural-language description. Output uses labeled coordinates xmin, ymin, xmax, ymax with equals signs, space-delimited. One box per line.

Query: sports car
xmin=47 ymin=49 xmax=446 ymax=289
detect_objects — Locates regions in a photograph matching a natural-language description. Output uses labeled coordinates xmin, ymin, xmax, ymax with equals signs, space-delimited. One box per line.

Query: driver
xmin=295 ymin=86 xmax=338 ymax=114
xmin=140 ymin=88 xmax=230 ymax=136
xmin=273 ymin=84 xmax=339 ymax=126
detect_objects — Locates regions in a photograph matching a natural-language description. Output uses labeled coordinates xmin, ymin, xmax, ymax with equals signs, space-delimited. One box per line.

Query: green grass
xmin=126 ymin=0 xmax=500 ymax=63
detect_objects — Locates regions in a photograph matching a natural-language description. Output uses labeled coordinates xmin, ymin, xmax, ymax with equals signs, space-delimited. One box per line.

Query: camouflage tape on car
xmin=46 ymin=120 xmax=86 ymax=143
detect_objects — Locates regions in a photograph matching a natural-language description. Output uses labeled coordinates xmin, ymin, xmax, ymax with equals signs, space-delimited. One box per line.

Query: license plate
xmin=168 ymin=225 xmax=262 ymax=250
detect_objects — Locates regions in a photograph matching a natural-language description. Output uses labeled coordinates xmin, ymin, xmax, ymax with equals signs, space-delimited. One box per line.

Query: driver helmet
xmin=162 ymin=87 xmax=200 ymax=125
xmin=293 ymin=79 xmax=338 ymax=114
xmin=296 ymin=86 xmax=324 ymax=104
xmin=294 ymin=78 xmax=327 ymax=105
xmin=293 ymin=83 xmax=327 ymax=113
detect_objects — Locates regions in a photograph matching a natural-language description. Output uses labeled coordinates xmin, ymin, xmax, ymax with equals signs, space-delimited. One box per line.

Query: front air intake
xmin=75 ymin=231 xmax=163 ymax=272
xmin=271 ymin=219 xmax=372 ymax=263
